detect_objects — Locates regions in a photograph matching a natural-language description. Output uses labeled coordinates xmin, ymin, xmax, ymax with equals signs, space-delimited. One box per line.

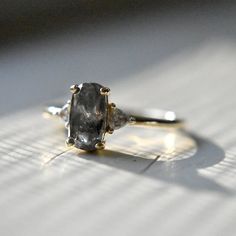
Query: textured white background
xmin=0 ymin=4 xmax=236 ymax=236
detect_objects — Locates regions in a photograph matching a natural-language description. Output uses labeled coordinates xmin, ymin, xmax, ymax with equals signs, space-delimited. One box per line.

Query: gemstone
xmin=69 ymin=83 xmax=108 ymax=151
xmin=109 ymin=108 xmax=129 ymax=130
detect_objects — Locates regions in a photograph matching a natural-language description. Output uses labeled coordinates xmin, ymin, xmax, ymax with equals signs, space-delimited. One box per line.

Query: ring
xmin=45 ymin=82 xmax=184 ymax=151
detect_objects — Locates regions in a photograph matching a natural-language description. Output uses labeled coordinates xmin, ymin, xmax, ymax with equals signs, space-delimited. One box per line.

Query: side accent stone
xmin=109 ymin=108 xmax=129 ymax=130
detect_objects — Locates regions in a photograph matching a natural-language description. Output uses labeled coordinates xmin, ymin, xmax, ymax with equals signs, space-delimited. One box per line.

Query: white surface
xmin=0 ymin=5 xmax=236 ymax=236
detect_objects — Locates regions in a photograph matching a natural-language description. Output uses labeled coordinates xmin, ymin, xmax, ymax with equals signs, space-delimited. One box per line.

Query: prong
xmin=66 ymin=137 xmax=75 ymax=147
xmin=110 ymin=103 xmax=116 ymax=109
xmin=107 ymin=128 xmax=114 ymax=134
xmin=100 ymin=87 xmax=110 ymax=95
xmin=70 ymin=84 xmax=80 ymax=94
xmin=129 ymin=116 xmax=136 ymax=125
xmin=65 ymin=121 xmax=69 ymax=129
xmin=95 ymin=141 xmax=105 ymax=150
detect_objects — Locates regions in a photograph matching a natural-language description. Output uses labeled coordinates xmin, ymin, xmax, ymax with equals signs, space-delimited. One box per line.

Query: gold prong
xmin=66 ymin=137 xmax=75 ymax=147
xmin=95 ymin=141 xmax=105 ymax=150
xmin=129 ymin=116 xmax=136 ymax=125
xmin=110 ymin=103 xmax=116 ymax=109
xmin=100 ymin=87 xmax=110 ymax=95
xmin=70 ymin=84 xmax=80 ymax=93
xmin=65 ymin=122 xmax=69 ymax=129
xmin=107 ymin=128 xmax=114 ymax=134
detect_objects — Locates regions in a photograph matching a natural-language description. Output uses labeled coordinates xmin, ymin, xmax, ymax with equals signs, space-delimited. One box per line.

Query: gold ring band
xmin=44 ymin=82 xmax=185 ymax=151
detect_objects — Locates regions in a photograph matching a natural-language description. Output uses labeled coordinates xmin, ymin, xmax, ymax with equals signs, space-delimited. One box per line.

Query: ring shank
xmin=45 ymin=105 xmax=184 ymax=129
xmin=126 ymin=108 xmax=184 ymax=129
xmin=129 ymin=115 xmax=184 ymax=128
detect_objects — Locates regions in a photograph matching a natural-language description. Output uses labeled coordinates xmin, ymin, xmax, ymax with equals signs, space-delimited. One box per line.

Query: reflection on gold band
xmin=129 ymin=119 xmax=185 ymax=129
xmin=126 ymin=109 xmax=184 ymax=129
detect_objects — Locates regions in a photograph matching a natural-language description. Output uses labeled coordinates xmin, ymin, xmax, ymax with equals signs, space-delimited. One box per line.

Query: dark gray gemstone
xmin=69 ymin=83 xmax=108 ymax=151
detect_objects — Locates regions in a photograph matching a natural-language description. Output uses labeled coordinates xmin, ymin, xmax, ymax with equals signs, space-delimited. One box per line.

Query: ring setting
xmin=45 ymin=82 xmax=184 ymax=151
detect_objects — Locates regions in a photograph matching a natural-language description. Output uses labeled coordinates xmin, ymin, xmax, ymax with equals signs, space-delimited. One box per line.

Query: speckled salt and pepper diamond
xmin=66 ymin=82 xmax=129 ymax=151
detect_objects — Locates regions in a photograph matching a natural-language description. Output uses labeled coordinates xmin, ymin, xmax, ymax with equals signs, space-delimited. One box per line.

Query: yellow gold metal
xmin=95 ymin=142 xmax=105 ymax=150
xmin=70 ymin=84 xmax=80 ymax=93
xmin=46 ymin=98 xmax=184 ymax=152
xmin=107 ymin=128 xmax=114 ymax=134
xmin=100 ymin=87 xmax=110 ymax=95
xmin=110 ymin=103 xmax=116 ymax=109
xmin=66 ymin=137 xmax=75 ymax=147
xmin=46 ymin=103 xmax=184 ymax=130
xmin=128 ymin=116 xmax=184 ymax=129
xmin=65 ymin=121 xmax=69 ymax=129
xmin=128 ymin=116 xmax=136 ymax=125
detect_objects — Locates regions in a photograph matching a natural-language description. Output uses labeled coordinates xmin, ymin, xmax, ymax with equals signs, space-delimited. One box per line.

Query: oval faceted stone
xmin=69 ymin=83 xmax=108 ymax=151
